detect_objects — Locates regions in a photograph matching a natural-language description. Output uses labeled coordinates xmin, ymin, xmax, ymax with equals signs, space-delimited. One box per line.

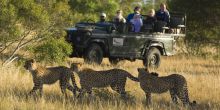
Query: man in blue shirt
xmin=156 ymin=3 xmax=170 ymax=23
xmin=127 ymin=6 xmax=141 ymax=23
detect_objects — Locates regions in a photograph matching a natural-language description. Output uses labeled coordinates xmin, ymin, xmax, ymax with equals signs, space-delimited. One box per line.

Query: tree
xmin=168 ymin=0 xmax=220 ymax=56
xmin=0 ymin=0 xmax=73 ymax=65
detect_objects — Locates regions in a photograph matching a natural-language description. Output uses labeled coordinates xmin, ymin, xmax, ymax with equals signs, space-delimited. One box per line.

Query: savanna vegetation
xmin=0 ymin=0 xmax=219 ymax=110
xmin=0 ymin=57 xmax=220 ymax=110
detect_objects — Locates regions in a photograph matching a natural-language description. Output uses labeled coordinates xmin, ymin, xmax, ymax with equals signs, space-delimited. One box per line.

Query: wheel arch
xmin=144 ymin=41 xmax=166 ymax=56
xmin=87 ymin=39 xmax=108 ymax=56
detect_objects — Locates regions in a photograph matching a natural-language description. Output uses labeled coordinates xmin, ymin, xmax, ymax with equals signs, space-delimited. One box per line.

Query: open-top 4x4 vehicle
xmin=66 ymin=12 xmax=186 ymax=68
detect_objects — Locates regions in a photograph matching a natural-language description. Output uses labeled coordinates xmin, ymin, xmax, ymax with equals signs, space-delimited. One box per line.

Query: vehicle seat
xmin=114 ymin=22 xmax=126 ymax=33
xmin=142 ymin=23 xmax=154 ymax=33
xmin=169 ymin=17 xmax=186 ymax=34
xmin=124 ymin=22 xmax=134 ymax=33
xmin=153 ymin=21 xmax=169 ymax=33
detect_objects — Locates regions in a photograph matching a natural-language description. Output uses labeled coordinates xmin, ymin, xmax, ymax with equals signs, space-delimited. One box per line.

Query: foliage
xmin=168 ymin=0 xmax=220 ymax=56
xmin=1 ymin=0 xmax=219 ymax=64
xmin=0 ymin=0 xmax=73 ymax=65
xmin=33 ymin=38 xmax=72 ymax=64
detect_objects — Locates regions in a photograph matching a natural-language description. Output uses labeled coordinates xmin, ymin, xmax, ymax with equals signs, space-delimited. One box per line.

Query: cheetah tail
xmin=70 ymin=74 xmax=81 ymax=92
xmin=127 ymin=73 xmax=139 ymax=82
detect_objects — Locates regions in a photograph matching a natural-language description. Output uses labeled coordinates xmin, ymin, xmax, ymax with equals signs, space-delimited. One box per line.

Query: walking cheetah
xmin=71 ymin=63 xmax=139 ymax=97
xmin=24 ymin=59 xmax=80 ymax=97
xmin=137 ymin=68 xmax=196 ymax=106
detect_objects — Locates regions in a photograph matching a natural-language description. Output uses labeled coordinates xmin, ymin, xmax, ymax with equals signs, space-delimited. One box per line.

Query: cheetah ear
xmin=77 ymin=63 xmax=82 ymax=67
xmin=71 ymin=63 xmax=82 ymax=68
xmin=145 ymin=67 xmax=150 ymax=73
xmin=30 ymin=59 xmax=36 ymax=63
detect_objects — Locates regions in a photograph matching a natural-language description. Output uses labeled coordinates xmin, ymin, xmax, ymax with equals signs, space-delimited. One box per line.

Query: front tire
xmin=84 ymin=44 xmax=103 ymax=64
xmin=143 ymin=47 xmax=161 ymax=68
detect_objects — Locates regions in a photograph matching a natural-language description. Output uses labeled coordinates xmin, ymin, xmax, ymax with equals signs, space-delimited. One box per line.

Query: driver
xmin=97 ymin=12 xmax=116 ymax=32
xmin=98 ymin=12 xmax=107 ymax=24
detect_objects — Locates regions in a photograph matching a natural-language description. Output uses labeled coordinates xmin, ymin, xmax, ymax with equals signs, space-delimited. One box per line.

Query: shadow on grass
xmin=140 ymin=98 xmax=220 ymax=110
xmin=75 ymin=88 xmax=137 ymax=106
xmin=2 ymin=87 xmax=220 ymax=109
xmin=1 ymin=87 xmax=137 ymax=106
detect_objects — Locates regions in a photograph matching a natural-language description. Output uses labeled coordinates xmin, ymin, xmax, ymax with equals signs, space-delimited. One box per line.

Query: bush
xmin=33 ymin=37 xmax=72 ymax=64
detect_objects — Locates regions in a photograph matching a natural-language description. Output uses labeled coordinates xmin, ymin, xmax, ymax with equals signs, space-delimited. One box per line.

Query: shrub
xmin=33 ymin=37 xmax=72 ymax=64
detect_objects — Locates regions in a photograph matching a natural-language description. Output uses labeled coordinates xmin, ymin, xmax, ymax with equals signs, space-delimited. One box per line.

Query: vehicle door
xmin=108 ymin=32 xmax=150 ymax=58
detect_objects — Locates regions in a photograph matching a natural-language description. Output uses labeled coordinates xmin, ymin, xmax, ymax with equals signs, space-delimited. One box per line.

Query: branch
xmin=0 ymin=31 xmax=32 ymax=53
xmin=2 ymin=25 xmax=54 ymax=65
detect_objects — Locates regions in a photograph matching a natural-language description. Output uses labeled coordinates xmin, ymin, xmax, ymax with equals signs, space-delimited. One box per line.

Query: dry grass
xmin=0 ymin=56 xmax=220 ymax=110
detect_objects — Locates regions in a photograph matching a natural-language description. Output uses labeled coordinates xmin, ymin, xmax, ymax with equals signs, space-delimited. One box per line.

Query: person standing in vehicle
xmin=143 ymin=9 xmax=157 ymax=32
xmin=113 ymin=10 xmax=126 ymax=23
xmin=127 ymin=6 xmax=141 ymax=23
xmin=156 ymin=3 xmax=170 ymax=23
xmin=113 ymin=10 xmax=126 ymax=33
xmin=130 ymin=14 xmax=143 ymax=32
xmin=144 ymin=9 xmax=157 ymax=24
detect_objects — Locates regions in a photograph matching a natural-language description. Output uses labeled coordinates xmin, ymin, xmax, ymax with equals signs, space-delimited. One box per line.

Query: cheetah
xmin=24 ymin=59 xmax=80 ymax=97
xmin=71 ymin=63 xmax=139 ymax=97
xmin=137 ymin=68 xmax=196 ymax=106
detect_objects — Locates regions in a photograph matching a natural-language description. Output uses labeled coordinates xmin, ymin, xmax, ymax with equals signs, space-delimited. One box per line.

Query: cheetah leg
xmin=170 ymin=89 xmax=178 ymax=104
xmin=110 ymin=83 xmax=118 ymax=92
xmin=77 ymin=87 xmax=87 ymax=98
xmin=146 ymin=92 xmax=151 ymax=105
xmin=86 ymin=87 xmax=92 ymax=96
xmin=117 ymin=81 xmax=127 ymax=97
xmin=39 ymin=85 xmax=43 ymax=97
xmin=177 ymin=88 xmax=190 ymax=106
xmin=29 ymin=82 xmax=42 ymax=96
xmin=29 ymin=86 xmax=38 ymax=95
xmin=60 ymin=81 xmax=68 ymax=98
xmin=66 ymin=83 xmax=77 ymax=96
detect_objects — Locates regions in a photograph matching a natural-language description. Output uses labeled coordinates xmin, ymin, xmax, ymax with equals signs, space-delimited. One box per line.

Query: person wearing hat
xmin=98 ymin=12 xmax=107 ymax=24
xmin=126 ymin=6 xmax=141 ymax=23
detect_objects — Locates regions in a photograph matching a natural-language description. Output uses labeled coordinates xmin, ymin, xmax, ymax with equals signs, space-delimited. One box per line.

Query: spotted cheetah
xmin=24 ymin=59 xmax=80 ymax=97
xmin=137 ymin=68 xmax=196 ymax=106
xmin=71 ymin=63 xmax=139 ymax=97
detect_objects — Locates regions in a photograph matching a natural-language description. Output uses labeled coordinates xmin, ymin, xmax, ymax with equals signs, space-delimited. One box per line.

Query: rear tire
xmin=84 ymin=44 xmax=103 ymax=64
xmin=143 ymin=47 xmax=161 ymax=68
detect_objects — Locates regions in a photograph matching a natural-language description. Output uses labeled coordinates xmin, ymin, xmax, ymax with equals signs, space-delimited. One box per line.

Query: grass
xmin=0 ymin=56 xmax=219 ymax=110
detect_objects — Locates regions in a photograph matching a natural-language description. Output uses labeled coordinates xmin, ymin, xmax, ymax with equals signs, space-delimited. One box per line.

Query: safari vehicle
xmin=65 ymin=12 xmax=186 ymax=68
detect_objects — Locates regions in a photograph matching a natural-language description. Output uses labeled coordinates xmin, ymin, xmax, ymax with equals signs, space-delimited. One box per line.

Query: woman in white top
xmin=113 ymin=10 xmax=126 ymax=23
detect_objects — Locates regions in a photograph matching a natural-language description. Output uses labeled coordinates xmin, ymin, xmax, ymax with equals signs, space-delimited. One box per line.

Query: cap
xmin=134 ymin=6 xmax=141 ymax=11
xmin=100 ymin=12 xmax=106 ymax=17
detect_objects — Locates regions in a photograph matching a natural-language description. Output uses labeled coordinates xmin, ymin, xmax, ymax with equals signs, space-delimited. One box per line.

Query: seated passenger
xmin=156 ymin=3 xmax=170 ymax=23
xmin=143 ymin=9 xmax=157 ymax=31
xmin=127 ymin=6 xmax=141 ymax=23
xmin=130 ymin=14 xmax=143 ymax=32
xmin=113 ymin=10 xmax=126 ymax=23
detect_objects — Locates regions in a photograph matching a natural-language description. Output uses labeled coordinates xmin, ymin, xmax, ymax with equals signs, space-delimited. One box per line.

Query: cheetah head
xmin=137 ymin=68 xmax=159 ymax=77
xmin=24 ymin=59 xmax=37 ymax=71
xmin=71 ymin=63 xmax=82 ymax=72
xmin=137 ymin=68 xmax=150 ymax=78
